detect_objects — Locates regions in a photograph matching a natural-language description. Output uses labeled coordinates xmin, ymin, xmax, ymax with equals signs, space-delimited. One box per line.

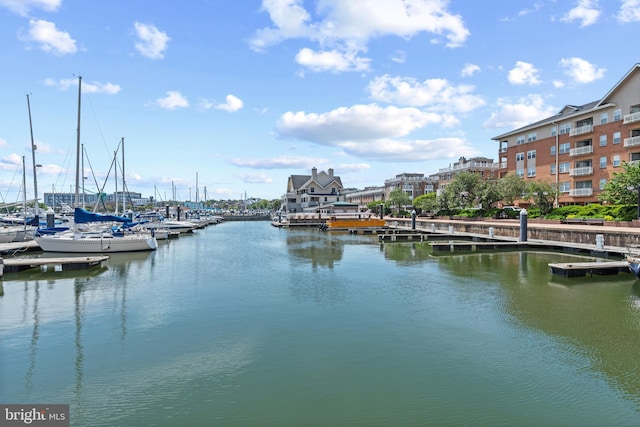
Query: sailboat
xmin=35 ymin=76 xmax=157 ymax=253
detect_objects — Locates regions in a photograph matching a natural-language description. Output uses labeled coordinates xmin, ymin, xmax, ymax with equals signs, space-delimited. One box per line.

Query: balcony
xmin=438 ymin=161 xmax=499 ymax=173
xmin=569 ymin=124 xmax=593 ymax=137
xmin=623 ymin=111 xmax=640 ymax=124
xmin=569 ymin=145 xmax=593 ymax=156
xmin=624 ymin=136 xmax=640 ymax=147
xmin=569 ymin=166 xmax=593 ymax=177
xmin=499 ymin=161 xmax=507 ymax=169
xmin=569 ymin=188 xmax=593 ymax=197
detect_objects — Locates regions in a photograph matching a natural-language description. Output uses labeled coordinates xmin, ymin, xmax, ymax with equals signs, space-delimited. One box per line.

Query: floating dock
xmin=0 ymin=256 xmax=109 ymax=277
xmin=548 ymin=261 xmax=630 ymax=277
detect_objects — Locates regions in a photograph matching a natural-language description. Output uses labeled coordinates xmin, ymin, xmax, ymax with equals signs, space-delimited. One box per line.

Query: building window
xmin=527 ymin=167 xmax=536 ymax=177
xmin=310 ymin=187 xmax=315 ymax=192
xmin=599 ymin=135 xmax=607 ymax=146
xmin=550 ymin=164 xmax=556 ymax=175
xmin=559 ymin=143 xmax=570 ymax=154
xmin=550 ymin=145 xmax=556 ymax=156
xmin=551 ymin=126 xmax=557 ymax=137
xmin=613 ymin=155 xmax=621 ymax=167
xmin=559 ymin=162 xmax=570 ymax=173
xmin=559 ymin=123 xmax=571 ymax=135
xmin=527 ymin=132 xmax=537 ymax=142
xmin=600 ymin=112 xmax=608 ymax=124
xmin=614 ymin=109 xmax=622 ymax=121
xmin=527 ymin=150 xmax=536 ymax=159
xmin=559 ymin=182 xmax=570 ymax=192
xmin=599 ymin=178 xmax=607 ymax=190
xmin=516 ymin=135 xmax=525 ymax=145
xmin=516 ymin=152 xmax=524 ymax=161
xmin=613 ymin=131 xmax=621 ymax=144
xmin=600 ymin=156 xmax=607 ymax=168
xmin=516 ymin=169 xmax=524 ymax=177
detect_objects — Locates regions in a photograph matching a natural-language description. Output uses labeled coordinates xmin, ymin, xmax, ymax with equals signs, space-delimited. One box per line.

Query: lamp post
xmin=627 ymin=185 xmax=640 ymax=219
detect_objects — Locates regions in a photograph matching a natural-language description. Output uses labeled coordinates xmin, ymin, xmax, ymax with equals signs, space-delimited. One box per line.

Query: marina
xmin=2 ymin=221 xmax=640 ymax=426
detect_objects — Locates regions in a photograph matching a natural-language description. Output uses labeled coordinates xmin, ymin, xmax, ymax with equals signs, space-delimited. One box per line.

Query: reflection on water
xmin=286 ymin=231 xmax=344 ymax=269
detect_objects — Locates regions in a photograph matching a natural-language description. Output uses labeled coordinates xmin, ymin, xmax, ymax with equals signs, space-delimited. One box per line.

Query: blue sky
xmin=0 ymin=0 xmax=639 ymax=204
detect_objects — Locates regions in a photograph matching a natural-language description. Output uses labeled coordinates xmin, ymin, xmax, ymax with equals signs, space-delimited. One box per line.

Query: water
xmin=1 ymin=221 xmax=640 ymax=426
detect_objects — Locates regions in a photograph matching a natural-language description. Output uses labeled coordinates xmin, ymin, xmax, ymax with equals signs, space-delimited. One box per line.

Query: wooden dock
xmin=429 ymin=241 xmax=530 ymax=252
xmin=0 ymin=256 xmax=109 ymax=277
xmin=548 ymin=261 xmax=630 ymax=277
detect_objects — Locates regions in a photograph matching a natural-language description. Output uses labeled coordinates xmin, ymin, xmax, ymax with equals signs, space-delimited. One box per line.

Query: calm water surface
xmin=1 ymin=221 xmax=640 ymax=426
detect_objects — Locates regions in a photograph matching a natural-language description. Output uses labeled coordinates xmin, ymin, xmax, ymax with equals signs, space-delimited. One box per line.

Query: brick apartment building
xmin=492 ymin=63 xmax=640 ymax=207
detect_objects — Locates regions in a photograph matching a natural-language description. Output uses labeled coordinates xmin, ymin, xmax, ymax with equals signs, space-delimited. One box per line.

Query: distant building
xmin=384 ymin=173 xmax=433 ymax=207
xmin=345 ymin=186 xmax=386 ymax=208
xmin=282 ymin=167 xmax=344 ymax=213
xmin=431 ymin=156 xmax=499 ymax=194
xmin=43 ymin=191 xmax=143 ymax=210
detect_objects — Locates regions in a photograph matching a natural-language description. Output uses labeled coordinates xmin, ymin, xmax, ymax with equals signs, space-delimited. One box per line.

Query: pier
xmin=0 ymin=256 xmax=109 ymax=277
xmin=548 ymin=261 xmax=630 ymax=277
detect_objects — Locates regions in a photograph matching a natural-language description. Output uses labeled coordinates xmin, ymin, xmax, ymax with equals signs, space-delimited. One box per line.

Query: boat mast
xmin=22 ymin=156 xmax=27 ymax=234
xmin=74 ymin=75 xmax=82 ymax=208
xmin=26 ymin=94 xmax=39 ymax=221
xmin=121 ymin=137 xmax=126 ymax=212
xmin=114 ymin=149 xmax=118 ymax=215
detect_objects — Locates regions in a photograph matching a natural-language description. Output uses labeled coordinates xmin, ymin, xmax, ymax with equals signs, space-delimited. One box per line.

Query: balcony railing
xmin=438 ymin=161 xmax=499 ymax=173
xmin=499 ymin=161 xmax=507 ymax=169
xmin=623 ymin=136 xmax=640 ymax=147
xmin=569 ymin=145 xmax=593 ymax=156
xmin=569 ymin=166 xmax=593 ymax=176
xmin=569 ymin=124 xmax=593 ymax=137
xmin=569 ymin=188 xmax=593 ymax=197
xmin=623 ymin=111 xmax=640 ymax=124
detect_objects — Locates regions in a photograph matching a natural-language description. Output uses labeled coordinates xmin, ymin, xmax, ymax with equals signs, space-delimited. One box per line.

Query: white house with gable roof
xmin=282 ymin=167 xmax=344 ymax=212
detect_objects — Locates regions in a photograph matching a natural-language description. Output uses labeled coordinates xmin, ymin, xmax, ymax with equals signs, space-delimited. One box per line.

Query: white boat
xmin=35 ymin=208 xmax=157 ymax=253
xmin=34 ymin=77 xmax=157 ymax=253
xmin=35 ymin=229 xmax=158 ymax=253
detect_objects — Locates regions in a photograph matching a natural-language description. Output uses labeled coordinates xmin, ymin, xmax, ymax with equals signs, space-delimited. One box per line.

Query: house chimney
xmin=312 ymin=167 xmax=317 ymax=179
xmin=328 ymin=168 xmax=334 ymax=177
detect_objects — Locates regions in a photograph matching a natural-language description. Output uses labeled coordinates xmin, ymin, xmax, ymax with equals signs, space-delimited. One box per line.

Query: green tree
xmin=413 ymin=192 xmax=438 ymax=213
xmin=599 ymin=161 xmax=640 ymax=204
xmin=498 ymin=173 xmax=527 ymax=205
xmin=387 ymin=188 xmax=412 ymax=212
xmin=526 ymin=181 xmax=555 ymax=215
xmin=446 ymin=171 xmax=483 ymax=209
xmin=477 ymin=179 xmax=502 ymax=213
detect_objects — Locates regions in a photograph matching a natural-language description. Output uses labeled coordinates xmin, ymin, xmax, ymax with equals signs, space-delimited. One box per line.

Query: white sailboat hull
xmin=35 ymin=232 xmax=158 ymax=253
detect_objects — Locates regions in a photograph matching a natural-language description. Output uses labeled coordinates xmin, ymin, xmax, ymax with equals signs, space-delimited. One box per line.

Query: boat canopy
xmin=74 ymin=207 xmax=132 ymax=224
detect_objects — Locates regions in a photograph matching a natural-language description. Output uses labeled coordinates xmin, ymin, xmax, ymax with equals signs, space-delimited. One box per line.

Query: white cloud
xmin=215 ymin=95 xmax=244 ymax=112
xmin=134 ymin=22 xmax=170 ymax=59
xmin=277 ymin=104 xmax=446 ymax=144
xmin=483 ymin=94 xmax=556 ymax=129
xmin=44 ymin=78 xmax=121 ymax=94
xmin=0 ymin=138 xmax=7 ymax=147
xmin=0 ymin=0 xmax=60 ymax=17
xmin=274 ymin=104 xmax=480 ymax=162
xmin=337 ymin=163 xmax=370 ymax=173
xmin=617 ymin=0 xmax=640 ymax=22
xmin=295 ymin=47 xmax=371 ymax=73
xmin=561 ymin=0 xmax=601 ymax=27
xmin=508 ymin=61 xmax=541 ymax=85
xmin=559 ymin=57 xmax=606 ymax=84
xmin=230 ymin=156 xmax=325 ymax=169
xmin=151 ymin=91 xmax=189 ymax=110
xmin=367 ymin=75 xmax=485 ymax=114
xmin=390 ymin=50 xmax=406 ymax=64
xmin=235 ymin=172 xmax=273 ymax=184
xmin=461 ymin=63 xmax=480 ymax=77
xmin=20 ymin=19 xmax=77 ymax=56
xmin=249 ymin=0 xmax=470 ymax=72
